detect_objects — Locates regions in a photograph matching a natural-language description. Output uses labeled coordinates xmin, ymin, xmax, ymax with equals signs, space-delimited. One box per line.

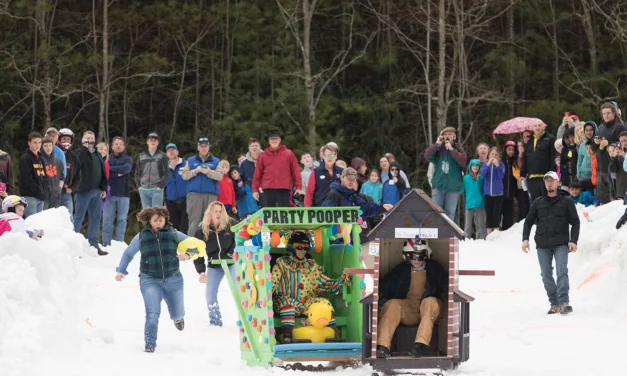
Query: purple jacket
xmin=480 ymin=161 xmax=505 ymax=196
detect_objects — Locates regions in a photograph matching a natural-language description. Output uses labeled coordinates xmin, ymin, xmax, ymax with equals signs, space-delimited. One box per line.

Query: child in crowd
xmin=568 ymin=180 xmax=599 ymax=207
xmin=0 ymin=196 xmax=44 ymax=239
xmin=229 ymin=165 xmax=258 ymax=218
xmin=461 ymin=159 xmax=486 ymax=240
xmin=216 ymin=160 xmax=236 ymax=217
xmin=360 ymin=169 xmax=383 ymax=204
xmin=335 ymin=160 xmax=347 ymax=169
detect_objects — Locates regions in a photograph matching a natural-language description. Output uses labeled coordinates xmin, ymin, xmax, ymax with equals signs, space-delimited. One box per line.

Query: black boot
xmin=97 ymin=247 xmax=108 ymax=256
xmin=376 ymin=346 xmax=390 ymax=358
xmin=411 ymin=342 xmax=427 ymax=358
xmin=282 ymin=326 xmax=293 ymax=344
xmin=560 ymin=304 xmax=573 ymax=315
xmin=617 ymin=211 xmax=627 ymax=229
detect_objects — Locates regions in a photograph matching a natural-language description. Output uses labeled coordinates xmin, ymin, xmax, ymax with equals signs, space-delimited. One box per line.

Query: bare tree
xmin=275 ymin=0 xmax=376 ymax=152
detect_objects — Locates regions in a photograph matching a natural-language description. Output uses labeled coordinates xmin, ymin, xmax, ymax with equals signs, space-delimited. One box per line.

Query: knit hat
xmin=351 ymin=157 xmax=366 ymax=170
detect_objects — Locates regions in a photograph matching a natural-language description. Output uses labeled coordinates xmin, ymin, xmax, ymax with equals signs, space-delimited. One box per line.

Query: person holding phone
xmin=423 ymin=127 xmax=467 ymax=223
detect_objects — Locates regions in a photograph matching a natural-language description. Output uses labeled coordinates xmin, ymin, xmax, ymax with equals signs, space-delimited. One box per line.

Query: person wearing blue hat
xmin=135 ymin=132 xmax=169 ymax=208
xmin=165 ymin=143 xmax=189 ymax=234
xmin=181 ymin=136 xmax=222 ymax=235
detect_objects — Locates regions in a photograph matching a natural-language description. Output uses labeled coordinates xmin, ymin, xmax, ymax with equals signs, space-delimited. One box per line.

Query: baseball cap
xmin=148 ymin=132 xmax=159 ymax=140
xmin=197 ymin=137 xmax=210 ymax=145
xmin=341 ymin=167 xmax=358 ymax=180
xmin=543 ymin=171 xmax=559 ymax=180
xmin=266 ymin=130 xmax=282 ymax=140
xmin=45 ymin=127 xmax=58 ymax=135
xmin=165 ymin=143 xmax=177 ymax=151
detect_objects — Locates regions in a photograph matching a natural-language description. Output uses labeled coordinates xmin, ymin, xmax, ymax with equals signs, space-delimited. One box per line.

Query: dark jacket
xmin=523 ymin=190 xmax=580 ymax=248
xmin=610 ymin=155 xmax=627 ymax=199
xmin=240 ymin=153 xmax=257 ymax=186
xmin=61 ymin=148 xmax=81 ymax=194
xmin=41 ymin=152 xmax=65 ymax=206
xmin=305 ymin=163 xmax=344 ymax=207
xmin=18 ymin=149 xmax=46 ymax=200
xmin=321 ymin=181 xmax=384 ymax=218
xmin=378 ymin=259 xmax=448 ymax=308
xmin=135 ymin=150 xmax=169 ymax=189
xmin=502 ymin=155 xmax=517 ymax=199
xmin=591 ymin=119 xmax=627 ymax=171
xmin=560 ymin=131 xmax=578 ymax=188
xmin=108 ymin=152 xmax=133 ymax=197
xmin=193 ymin=221 xmax=235 ymax=272
xmin=74 ymin=146 xmax=107 ymax=193
xmin=521 ymin=132 xmax=557 ymax=178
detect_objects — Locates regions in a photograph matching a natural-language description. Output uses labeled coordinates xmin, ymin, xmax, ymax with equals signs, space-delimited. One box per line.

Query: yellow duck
xmin=292 ymin=302 xmax=336 ymax=343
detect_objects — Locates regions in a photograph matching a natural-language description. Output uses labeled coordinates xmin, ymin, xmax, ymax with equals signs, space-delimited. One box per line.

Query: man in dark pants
xmin=251 ymin=130 xmax=303 ymax=207
xmin=520 ymin=120 xmax=557 ymax=202
xmin=522 ymin=171 xmax=579 ymax=315
xmin=165 ymin=143 xmax=189 ymax=234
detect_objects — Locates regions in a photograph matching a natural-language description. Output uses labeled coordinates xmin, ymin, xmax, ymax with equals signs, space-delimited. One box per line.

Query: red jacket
xmin=252 ymin=144 xmax=302 ymax=192
xmin=218 ymin=176 xmax=236 ymax=207
xmin=104 ymin=161 xmax=110 ymax=180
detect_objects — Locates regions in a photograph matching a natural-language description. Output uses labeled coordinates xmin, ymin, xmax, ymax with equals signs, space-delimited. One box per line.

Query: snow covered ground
xmin=1 ymin=203 xmax=627 ymax=376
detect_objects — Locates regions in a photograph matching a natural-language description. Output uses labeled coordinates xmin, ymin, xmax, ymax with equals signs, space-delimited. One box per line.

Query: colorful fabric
xmin=271 ymin=255 xmax=348 ymax=326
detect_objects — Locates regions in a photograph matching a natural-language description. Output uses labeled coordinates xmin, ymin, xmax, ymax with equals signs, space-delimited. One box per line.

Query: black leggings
xmin=263 ymin=189 xmax=291 ymax=207
xmin=484 ymin=195 xmax=504 ymax=229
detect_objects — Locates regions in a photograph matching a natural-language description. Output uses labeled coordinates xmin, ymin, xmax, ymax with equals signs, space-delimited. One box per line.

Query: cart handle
xmin=343 ymin=268 xmax=375 ymax=275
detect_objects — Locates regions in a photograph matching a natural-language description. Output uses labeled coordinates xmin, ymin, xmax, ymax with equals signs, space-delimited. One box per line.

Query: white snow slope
xmin=1 ymin=203 xmax=626 ymax=376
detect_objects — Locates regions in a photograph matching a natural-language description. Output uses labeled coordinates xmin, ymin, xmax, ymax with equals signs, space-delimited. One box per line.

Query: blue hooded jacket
xmin=571 ymin=191 xmax=600 ymax=207
xmin=461 ymin=159 xmax=484 ymax=210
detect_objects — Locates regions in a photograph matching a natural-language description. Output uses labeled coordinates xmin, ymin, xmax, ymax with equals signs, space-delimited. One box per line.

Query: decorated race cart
xmin=218 ymin=207 xmax=369 ymax=369
xmin=360 ymin=189 xmax=493 ymax=375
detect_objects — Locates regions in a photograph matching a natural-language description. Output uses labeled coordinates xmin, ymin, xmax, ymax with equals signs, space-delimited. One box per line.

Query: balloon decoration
xmin=239 ymin=227 xmax=251 ymax=240
xmin=341 ymin=224 xmax=352 ymax=245
xmin=252 ymin=233 xmax=263 ymax=247
xmin=270 ymin=230 xmax=281 ymax=247
xmin=313 ymin=229 xmax=323 ymax=253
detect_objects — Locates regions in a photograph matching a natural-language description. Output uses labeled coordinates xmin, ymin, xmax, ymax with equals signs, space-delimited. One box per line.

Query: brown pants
xmin=377 ymin=297 xmax=444 ymax=348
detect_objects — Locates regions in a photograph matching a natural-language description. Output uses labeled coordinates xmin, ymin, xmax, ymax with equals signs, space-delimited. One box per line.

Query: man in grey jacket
xmin=135 ymin=132 xmax=169 ymax=208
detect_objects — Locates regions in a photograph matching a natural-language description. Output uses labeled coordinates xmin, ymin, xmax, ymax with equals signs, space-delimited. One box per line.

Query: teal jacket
xmin=460 ymin=159 xmax=485 ymax=210
xmin=424 ymin=142 xmax=467 ymax=191
xmin=577 ymin=121 xmax=598 ymax=179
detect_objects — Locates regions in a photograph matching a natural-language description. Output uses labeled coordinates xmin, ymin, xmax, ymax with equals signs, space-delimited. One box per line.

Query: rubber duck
xmin=292 ymin=302 xmax=336 ymax=343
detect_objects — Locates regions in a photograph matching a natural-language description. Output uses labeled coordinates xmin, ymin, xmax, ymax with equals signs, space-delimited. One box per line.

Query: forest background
xmin=0 ymin=0 xmax=625 ymax=234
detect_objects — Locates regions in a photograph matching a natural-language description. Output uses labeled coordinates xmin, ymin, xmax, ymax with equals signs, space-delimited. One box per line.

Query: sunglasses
xmin=390 ymin=168 xmax=398 ymax=171
xmin=405 ymin=253 xmax=426 ymax=261
xmin=82 ymin=141 xmax=95 ymax=145
xmin=324 ymin=153 xmax=336 ymax=158
xmin=198 ymin=138 xmax=209 ymax=143
xmin=294 ymin=246 xmax=309 ymax=251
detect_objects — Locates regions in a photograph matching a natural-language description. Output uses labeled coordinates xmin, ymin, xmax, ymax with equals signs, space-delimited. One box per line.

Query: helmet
xmin=2 ymin=195 xmax=28 ymax=212
xmin=58 ymin=128 xmax=74 ymax=140
xmin=402 ymin=237 xmax=432 ymax=260
xmin=287 ymin=231 xmax=311 ymax=254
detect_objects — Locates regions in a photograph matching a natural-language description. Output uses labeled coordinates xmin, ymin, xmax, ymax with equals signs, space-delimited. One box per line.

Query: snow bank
xmin=0 ymin=208 xmax=94 ymax=376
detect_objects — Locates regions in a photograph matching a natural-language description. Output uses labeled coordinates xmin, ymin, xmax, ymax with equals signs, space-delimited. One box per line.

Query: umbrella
xmin=493 ymin=117 xmax=545 ymax=135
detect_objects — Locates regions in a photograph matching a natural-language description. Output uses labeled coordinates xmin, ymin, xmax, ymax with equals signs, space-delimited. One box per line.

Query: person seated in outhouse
xmin=376 ymin=237 xmax=448 ymax=358
xmin=271 ymin=231 xmax=351 ymax=344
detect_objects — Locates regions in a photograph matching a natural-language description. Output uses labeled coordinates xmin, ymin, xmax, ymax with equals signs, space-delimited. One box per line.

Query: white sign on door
xmin=368 ymin=241 xmax=380 ymax=256
xmin=394 ymin=228 xmax=438 ymax=239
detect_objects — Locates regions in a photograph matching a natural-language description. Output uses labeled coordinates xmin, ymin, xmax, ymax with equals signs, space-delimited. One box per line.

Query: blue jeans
xmin=431 ymin=188 xmax=460 ymax=223
xmin=537 ymin=245 xmax=570 ymax=306
xmin=102 ymin=196 xmax=130 ymax=246
xmin=23 ymin=196 xmax=44 ymax=218
xmin=73 ymin=189 xmax=102 ymax=248
xmin=205 ymin=265 xmax=235 ymax=326
xmin=59 ymin=193 xmax=74 ymax=223
xmin=139 ymin=189 xmax=164 ymax=208
xmin=140 ymin=271 xmax=185 ymax=349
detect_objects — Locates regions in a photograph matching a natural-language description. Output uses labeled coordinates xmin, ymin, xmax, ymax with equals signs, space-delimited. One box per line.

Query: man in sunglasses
xmin=376 ymin=237 xmax=447 ymax=359
xmin=271 ymin=231 xmax=350 ymax=343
